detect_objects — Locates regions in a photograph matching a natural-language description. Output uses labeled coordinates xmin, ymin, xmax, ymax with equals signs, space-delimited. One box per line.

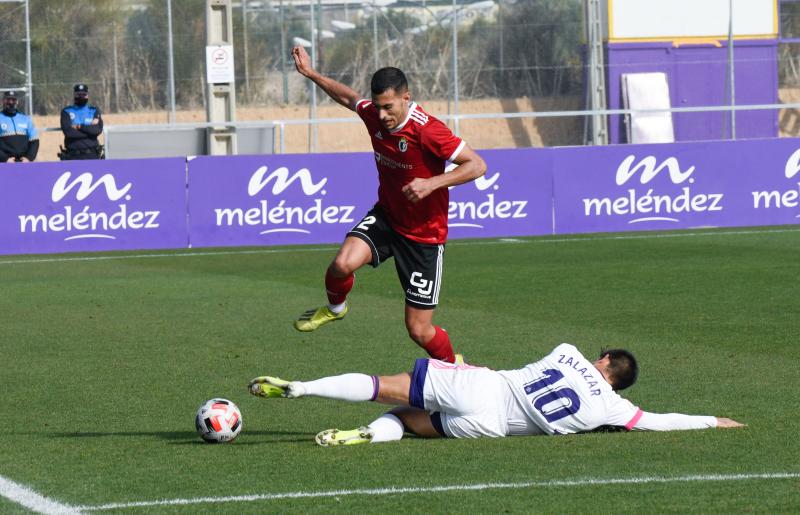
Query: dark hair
xmin=600 ymin=348 xmax=638 ymax=391
xmin=371 ymin=67 xmax=408 ymax=96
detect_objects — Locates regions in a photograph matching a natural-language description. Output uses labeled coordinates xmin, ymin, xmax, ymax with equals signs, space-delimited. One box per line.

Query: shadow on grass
xmin=45 ymin=429 xmax=317 ymax=445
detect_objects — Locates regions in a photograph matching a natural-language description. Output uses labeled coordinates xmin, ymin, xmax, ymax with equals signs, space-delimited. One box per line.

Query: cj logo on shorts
xmin=409 ymin=272 xmax=432 ymax=296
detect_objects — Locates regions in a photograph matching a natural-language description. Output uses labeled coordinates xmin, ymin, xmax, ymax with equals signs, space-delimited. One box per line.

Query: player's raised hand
xmin=292 ymin=46 xmax=313 ymax=76
xmin=716 ymin=417 xmax=746 ymax=428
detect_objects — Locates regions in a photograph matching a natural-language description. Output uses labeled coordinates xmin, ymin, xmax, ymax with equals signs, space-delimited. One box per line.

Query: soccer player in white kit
xmin=249 ymin=343 xmax=744 ymax=446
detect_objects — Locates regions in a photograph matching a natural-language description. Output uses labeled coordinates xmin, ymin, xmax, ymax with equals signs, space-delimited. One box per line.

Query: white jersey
xmin=418 ymin=345 xmax=718 ymax=439
xmin=497 ymin=343 xmax=640 ymax=435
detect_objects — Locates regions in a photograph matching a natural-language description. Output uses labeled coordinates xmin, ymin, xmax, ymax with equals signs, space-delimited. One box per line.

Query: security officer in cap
xmin=60 ymin=83 xmax=104 ymax=160
xmin=0 ymin=90 xmax=39 ymax=163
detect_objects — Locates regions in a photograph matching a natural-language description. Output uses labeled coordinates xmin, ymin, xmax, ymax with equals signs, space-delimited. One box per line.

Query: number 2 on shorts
xmin=356 ymin=215 xmax=377 ymax=231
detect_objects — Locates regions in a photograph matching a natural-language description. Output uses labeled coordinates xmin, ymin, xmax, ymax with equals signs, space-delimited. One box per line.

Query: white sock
xmin=327 ymin=302 xmax=347 ymax=314
xmin=299 ymin=373 xmax=377 ymax=402
xmin=368 ymin=413 xmax=404 ymax=443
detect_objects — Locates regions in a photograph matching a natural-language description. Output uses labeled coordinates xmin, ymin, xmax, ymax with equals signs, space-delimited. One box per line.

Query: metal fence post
xmin=167 ymin=0 xmax=176 ymax=123
xmin=728 ymin=0 xmax=737 ymax=140
xmin=24 ymin=0 xmax=32 ymax=114
xmin=452 ymin=0 xmax=460 ymax=135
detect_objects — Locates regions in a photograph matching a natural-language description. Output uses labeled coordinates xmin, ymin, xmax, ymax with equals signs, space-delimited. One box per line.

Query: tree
xmin=126 ymin=0 xmax=205 ymax=110
xmin=29 ymin=0 xmax=122 ymax=113
xmin=484 ymin=0 xmax=583 ymax=97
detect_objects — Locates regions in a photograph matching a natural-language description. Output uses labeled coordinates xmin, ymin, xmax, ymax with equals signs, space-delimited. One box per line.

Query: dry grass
xmin=34 ymin=96 xmax=583 ymax=161
xmin=32 ymin=89 xmax=800 ymax=162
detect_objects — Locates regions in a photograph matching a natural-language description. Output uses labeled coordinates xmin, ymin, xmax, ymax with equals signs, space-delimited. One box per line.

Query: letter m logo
xmin=51 ymin=172 xmax=132 ymax=202
xmin=615 ymin=155 xmax=695 ymax=186
xmin=784 ymin=148 xmax=800 ymax=179
xmin=248 ymin=166 xmax=327 ymax=196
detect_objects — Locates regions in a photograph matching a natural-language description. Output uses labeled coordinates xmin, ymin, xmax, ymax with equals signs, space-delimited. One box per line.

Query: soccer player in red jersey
xmin=291 ymin=46 xmax=486 ymax=364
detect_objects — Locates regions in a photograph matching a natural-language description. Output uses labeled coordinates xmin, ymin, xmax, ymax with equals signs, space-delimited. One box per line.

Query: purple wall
xmin=552 ymin=139 xmax=800 ymax=234
xmin=186 ymin=149 xmax=554 ymax=248
xmin=606 ymin=40 xmax=778 ymax=143
xmin=0 ymin=158 xmax=187 ymax=255
xmin=188 ymin=153 xmax=377 ymax=247
xmin=1 ymin=138 xmax=798 ymax=256
xmin=437 ymin=148 xmax=553 ymax=240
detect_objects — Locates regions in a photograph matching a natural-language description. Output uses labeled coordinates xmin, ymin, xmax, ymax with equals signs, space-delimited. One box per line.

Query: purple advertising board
xmin=447 ymin=148 xmax=553 ymax=239
xmin=552 ymin=138 xmax=800 ymax=234
xmin=3 ymin=138 xmax=797 ymax=257
xmin=188 ymin=149 xmax=554 ymax=248
xmin=188 ymin=153 xmax=378 ymax=248
xmin=0 ymin=158 xmax=188 ymax=255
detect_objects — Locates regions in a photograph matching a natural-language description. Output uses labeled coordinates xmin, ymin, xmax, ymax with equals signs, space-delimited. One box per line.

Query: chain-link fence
xmin=10 ymin=1 xmax=582 ymax=114
xmin=4 ymin=0 xmax=800 ymax=158
xmin=0 ymin=0 xmax=28 ymax=108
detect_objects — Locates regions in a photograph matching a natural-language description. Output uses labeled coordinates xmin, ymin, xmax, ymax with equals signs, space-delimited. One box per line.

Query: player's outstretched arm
xmin=291 ymin=46 xmax=360 ymax=111
xmin=631 ymin=411 xmax=745 ymax=431
xmin=715 ymin=417 xmax=746 ymax=428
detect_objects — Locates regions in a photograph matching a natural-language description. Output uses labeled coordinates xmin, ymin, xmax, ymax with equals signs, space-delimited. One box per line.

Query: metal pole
xmin=585 ymin=0 xmax=607 ymax=145
xmin=113 ymin=22 xmax=120 ymax=112
xmin=280 ymin=0 xmax=288 ymax=103
xmin=373 ymin=0 xmax=379 ymax=71
xmin=452 ymin=0 xmax=459 ymax=135
xmin=498 ymin=0 xmax=504 ymax=73
xmin=309 ymin=0 xmax=318 ymax=152
xmin=728 ymin=0 xmax=736 ymax=139
xmin=166 ymin=0 xmax=176 ymax=123
xmin=242 ymin=0 xmax=250 ymax=101
xmin=24 ymin=0 xmax=32 ymax=114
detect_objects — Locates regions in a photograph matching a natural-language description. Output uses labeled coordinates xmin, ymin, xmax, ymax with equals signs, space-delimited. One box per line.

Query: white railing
xmin=40 ymin=101 xmax=800 ymax=156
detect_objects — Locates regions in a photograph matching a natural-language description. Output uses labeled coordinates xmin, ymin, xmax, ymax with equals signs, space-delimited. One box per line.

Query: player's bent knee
xmin=328 ymin=258 xmax=352 ymax=277
xmin=330 ymin=248 xmax=371 ymax=277
xmin=407 ymin=329 xmax=427 ymax=345
xmin=389 ymin=407 xmax=441 ymax=438
xmin=405 ymin=322 xmax=434 ymax=345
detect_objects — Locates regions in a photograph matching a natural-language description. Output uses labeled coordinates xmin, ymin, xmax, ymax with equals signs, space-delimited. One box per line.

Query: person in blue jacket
xmin=0 ymin=90 xmax=39 ymax=163
xmin=59 ymin=84 xmax=104 ymax=160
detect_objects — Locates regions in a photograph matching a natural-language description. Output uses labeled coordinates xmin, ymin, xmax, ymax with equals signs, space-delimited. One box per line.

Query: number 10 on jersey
xmin=524 ymin=369 xmax=581 ymax=423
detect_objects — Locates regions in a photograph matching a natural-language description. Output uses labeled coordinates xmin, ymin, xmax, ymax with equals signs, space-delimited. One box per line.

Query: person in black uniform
xmin=59 ymin=84 xmax=104 ymax=160
xmin=0 ymin=90 xmax=39 ymax=163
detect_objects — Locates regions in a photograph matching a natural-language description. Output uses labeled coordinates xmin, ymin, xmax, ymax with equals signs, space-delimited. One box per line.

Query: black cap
xmin=3 ymin=90 xmax=17 ymax=99
xmin=74 ymin=84 xmax=88 ymax=93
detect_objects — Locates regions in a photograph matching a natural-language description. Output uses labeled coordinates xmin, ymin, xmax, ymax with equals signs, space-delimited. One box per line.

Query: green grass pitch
xmin=0 ymin=226 xmax=798 ymax=513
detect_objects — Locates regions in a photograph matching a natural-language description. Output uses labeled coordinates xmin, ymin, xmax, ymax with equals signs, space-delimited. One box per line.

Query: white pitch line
xmin=0 ymin=475 xmax=83 ymax=515
xmin=1 ymin=227 xmax=798 ymax=267
xmin=77 ymin=472 xmax=800 ymax=511
xmin=0 ymin=246 xmax=336 ymax=266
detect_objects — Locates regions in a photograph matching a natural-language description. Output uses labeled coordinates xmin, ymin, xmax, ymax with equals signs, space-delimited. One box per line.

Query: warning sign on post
xmin=206 ymin=45 xmax=235 ymax=84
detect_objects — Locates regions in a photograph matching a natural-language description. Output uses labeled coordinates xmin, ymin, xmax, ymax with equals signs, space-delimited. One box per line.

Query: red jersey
xmin=356 ymin=99 xmax=465 ymax=244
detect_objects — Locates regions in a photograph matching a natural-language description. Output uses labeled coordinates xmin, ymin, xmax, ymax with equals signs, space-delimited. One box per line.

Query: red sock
xmin=325 ymin=269 xmax=354 ymax=305
xmin=422 ymin=326 xmax=455 ymax=363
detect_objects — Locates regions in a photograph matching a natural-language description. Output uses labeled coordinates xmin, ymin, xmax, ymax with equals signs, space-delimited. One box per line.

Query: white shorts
xmin=409 ymin=359 xmax=511 ymax=438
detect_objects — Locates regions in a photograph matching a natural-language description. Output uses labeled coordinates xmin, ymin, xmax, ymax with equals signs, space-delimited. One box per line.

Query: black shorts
xmin=347 ymin=206 xmax=445 ymax=310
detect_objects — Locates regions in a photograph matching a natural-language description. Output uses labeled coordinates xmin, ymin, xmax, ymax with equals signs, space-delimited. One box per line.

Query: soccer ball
xmin=195 ymin=398 xmax=242 ymax=443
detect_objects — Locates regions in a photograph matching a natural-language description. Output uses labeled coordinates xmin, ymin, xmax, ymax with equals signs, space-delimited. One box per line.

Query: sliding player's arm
xmin=630 ymin=411 xmax=745 ymax=431
xmin=291 ymin=46 xmax=360 ymax=111
xmin=605 ymin=395 xmax=744 ymax=432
